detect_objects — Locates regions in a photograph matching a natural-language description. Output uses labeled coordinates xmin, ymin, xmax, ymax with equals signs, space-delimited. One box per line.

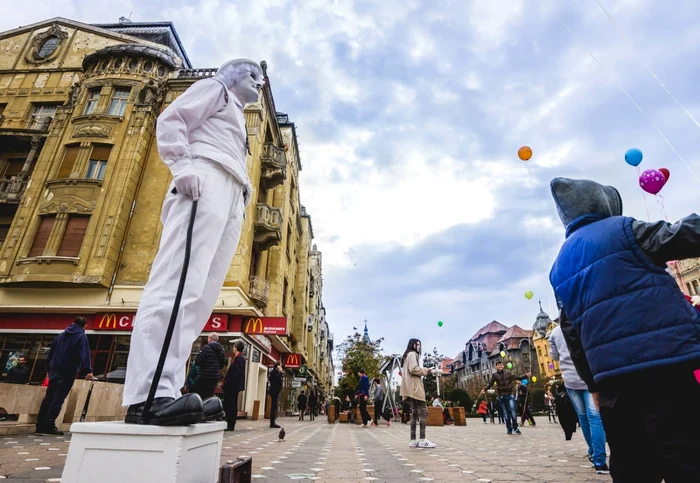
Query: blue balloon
xmin=522 ymin=379 xmax=529 ymax=386
xmin=625 ymin=148 xmax=643 ymax=167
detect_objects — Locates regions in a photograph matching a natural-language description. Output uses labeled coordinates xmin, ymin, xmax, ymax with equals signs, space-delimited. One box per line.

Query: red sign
xmin=284 ymin=353 xmax=302 ymax=369
xmin=93 ymin=313 xmax=229 ymax=332
xmin=242 ymin=317 xmax=287 ymax=336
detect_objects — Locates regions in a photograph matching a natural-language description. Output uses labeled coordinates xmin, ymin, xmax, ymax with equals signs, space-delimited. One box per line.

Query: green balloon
xmin=438 ymin=321 xmax=443 ymax=327
xmin=506 ymin=362 xmax=513 ymax=369
xmin=524 ymin=290 xmax=534 ymax=300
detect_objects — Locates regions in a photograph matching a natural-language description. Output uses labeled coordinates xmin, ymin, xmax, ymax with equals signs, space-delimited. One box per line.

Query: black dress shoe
xmin=270 ymin=423 xmax=281 ymax=428
xmin=202 ymin=396 xmax=225 ymax=422
xmin=125 ymin=394 xmax=204 ymax=426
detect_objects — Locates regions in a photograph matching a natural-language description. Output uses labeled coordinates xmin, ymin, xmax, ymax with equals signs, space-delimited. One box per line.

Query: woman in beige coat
xmin=400 ymin=338 xmax=436 ymax=448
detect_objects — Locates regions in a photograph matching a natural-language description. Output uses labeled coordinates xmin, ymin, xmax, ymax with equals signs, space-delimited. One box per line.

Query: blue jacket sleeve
xmin=79 ymin=336 xmax=93 ymax=376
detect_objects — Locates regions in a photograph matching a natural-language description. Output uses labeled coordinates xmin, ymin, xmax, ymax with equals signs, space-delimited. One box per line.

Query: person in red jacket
xmin=477 ymin=400 xmax=489 ymax=423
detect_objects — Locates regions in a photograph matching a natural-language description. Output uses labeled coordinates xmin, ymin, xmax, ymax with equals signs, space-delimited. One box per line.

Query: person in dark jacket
xmin=549 ymin=177 xmax=700 ymax=482
xmin=297 ymin=391 xmax=308 ymax=420
xmin=357 ymin=369 xmax=371 ymax=427
xmin=185 ymin=362 xmax=199 ymax=394
xmin=517 ymin=383 xmax=536 ymax=427
xmin=36 ymin=317 xmax=94 ymax=435
xmin=223 ymin=340 xmax=246 ymax=431
xmin=268 ymin=362 xmax=283 ymax=428
xmin=480 ymin=361 xmax=531 ymax=435
xmin=308 ymin=390 xmax=317 ymax=421
xmin=193 ymin=333 xmax=225 ymax=400
xmin=6 ymin=355 xmax=30 ymax=384
xmin=553 ymin=383 xmax=578 ymax=441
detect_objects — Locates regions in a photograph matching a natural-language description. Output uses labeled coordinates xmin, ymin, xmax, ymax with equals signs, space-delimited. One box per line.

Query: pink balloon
xmin=639 ymin=169 xmax=666 ymax=195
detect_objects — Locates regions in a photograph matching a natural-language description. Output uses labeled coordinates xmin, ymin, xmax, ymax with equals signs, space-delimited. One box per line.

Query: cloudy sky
xmin=4 ymin=0 xmax=700 ymax=362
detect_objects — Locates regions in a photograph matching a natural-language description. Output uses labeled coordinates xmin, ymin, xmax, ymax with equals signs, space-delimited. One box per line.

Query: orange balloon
xmin=518 ymin=146 xmax=532 ymax=161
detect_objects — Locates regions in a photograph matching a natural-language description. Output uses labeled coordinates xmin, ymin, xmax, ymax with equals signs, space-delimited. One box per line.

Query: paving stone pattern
xmin=1 ymin=416 xmax=611 ymax=482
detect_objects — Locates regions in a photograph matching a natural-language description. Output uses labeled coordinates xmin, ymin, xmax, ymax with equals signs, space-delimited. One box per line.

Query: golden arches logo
xmin=99 ymin=313 xmax=117 ymax=329
xmin=244 ymin=318 xmax=264 ymax=334
xmin=286 ymin=354 xmax=300 ymax=367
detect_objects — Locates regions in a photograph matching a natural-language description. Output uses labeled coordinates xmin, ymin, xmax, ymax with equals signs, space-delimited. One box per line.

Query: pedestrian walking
xmin=222 ymin=340 xmax=246 ymax=431
xmin=297 ymin=391 xmax=308 ymax=421
xmin=268 ymin=362 xmax=283 ymax=428
xmin=550 ymin=324 xmax=608 ymax=474
xmin=549 ymin=177 xmax=700 ymax=481
xmin=517 ymin=382 xmax=536 ymax=426
xmin=308 ymin=390 xmax=317 ymax=421
xmin=400 ymin=338 xmax=436 ymax=448
xmin=371 ymin=377 xmax=390 ymax=427
xmin=357 ymin=369 xmax=371 ymax=426
xmin=6 ymin=354 xmax=30 ymax=384
xmin=36 ymin=317 xmax=94 ymax=435
xmin=544 ymin=390 xmax=558 ymax=423
xmin=480 ymin=361 xmax=532 ymax=435
xmin=193 ymin=333 xmax=225 ymax=400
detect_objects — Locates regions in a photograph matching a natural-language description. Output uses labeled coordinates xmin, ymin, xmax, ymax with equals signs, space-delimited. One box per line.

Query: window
xmin=29 ymin=216 xmax=56 ymax=257
xmin=84 ymin=88 xmax=100 ymax=115
xmin=282 ymin=278 xmax=289 ymax=312
xmin=286 ymin=224 xmax=292 ymax=260
xmin=57 ymin=215 xmax=89 ymax=257
xmin=108 ymin=87 xmax=130 ymax=116
xmin=0 ymin=224 xmax=10 ymax=246
xmin=57 ymin=145 xmax=79 ymax=179
xmin=85 ymin=145 xmax=112 ymax=180
xmin=29 ymin=104 xmax=58 ymax=129
xmin=38 ymin=37 xmax=59 ymax=58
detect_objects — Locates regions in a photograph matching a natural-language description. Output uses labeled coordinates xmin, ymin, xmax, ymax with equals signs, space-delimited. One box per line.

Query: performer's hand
xmin=173 ymin=169 xmax=201 ymax=200
xmin=86 ymin=373 xmax=95 ymax=381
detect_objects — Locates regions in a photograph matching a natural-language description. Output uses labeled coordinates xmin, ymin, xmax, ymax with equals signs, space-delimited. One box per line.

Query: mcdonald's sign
xmin=242 ymin=317 xmax=287 ymax=335
xmin=95 ymin=313 xmax=134 ymax=330
xmin=93 ymin=313 xmax=229 ymax=331
xmin=285 ymin=353 xmax=302 ymax=369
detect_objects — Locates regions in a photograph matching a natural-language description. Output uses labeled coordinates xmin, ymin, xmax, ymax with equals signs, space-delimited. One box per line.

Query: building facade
xmin=670 ymin=258 xmax=700 ymax=297
xmin=531 ymin=304 xmax=561 ymax=379
xmin=0 ymin=17 xmax=333 ymax=417
xmin=452 ymin=320 xmax=538 ymax=393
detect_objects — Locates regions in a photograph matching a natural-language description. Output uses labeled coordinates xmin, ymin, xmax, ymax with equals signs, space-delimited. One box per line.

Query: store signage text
xmin=94 ymin=313 xmax=229 ymax=332
xmin=242 ymin=317 xmax=287 ymax=336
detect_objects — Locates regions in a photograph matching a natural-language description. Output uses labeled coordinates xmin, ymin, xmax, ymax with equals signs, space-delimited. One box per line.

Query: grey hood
xmin=550 ymin=177 xmax=623 ymax=228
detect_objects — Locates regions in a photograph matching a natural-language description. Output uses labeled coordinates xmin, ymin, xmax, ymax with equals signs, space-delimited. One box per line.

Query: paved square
xmin=0 ymin=417 xmax=610 ymax=482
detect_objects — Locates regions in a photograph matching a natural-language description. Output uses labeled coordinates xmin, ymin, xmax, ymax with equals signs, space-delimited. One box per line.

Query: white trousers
xmin=123 ymin=159 xmax=245 ymax=406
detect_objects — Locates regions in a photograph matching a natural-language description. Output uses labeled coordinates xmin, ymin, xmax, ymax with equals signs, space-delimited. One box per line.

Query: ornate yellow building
xmin=670 ymin=258 xmax=700 ymax=297
xmin=531 ymin=304 xmax=561 ymax=379
xmin=0 ymin=17 xmax=333 ymax=416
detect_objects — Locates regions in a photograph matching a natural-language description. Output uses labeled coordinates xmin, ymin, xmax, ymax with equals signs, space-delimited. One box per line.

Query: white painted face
xmin=231 ymin=68 xmax=263 ymax=105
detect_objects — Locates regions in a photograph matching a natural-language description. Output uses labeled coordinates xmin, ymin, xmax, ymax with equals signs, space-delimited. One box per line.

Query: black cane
xmin=140 ymin=191 xmax=198 ymax=424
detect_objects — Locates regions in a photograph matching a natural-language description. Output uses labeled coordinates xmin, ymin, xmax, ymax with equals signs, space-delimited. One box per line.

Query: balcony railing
xmin=253 ymin=203 xmax=283 ymax=251
xmin=260 ymin=142 xmax=287 ymax=190
xmin=0 ymin=176 xmax=30 ymax=203
xmin=0 ymin=115 xmax=53 ymax=134
xmin=177 ymin=68 xmax=217 ymax=79
xmin=249 ymin=275 xmax=270 ymax=308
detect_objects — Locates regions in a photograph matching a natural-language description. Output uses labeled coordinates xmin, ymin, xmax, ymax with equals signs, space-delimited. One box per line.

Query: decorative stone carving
xmin=39 ymin=197 xmax=95 ymax=215
xmin=25 ymin=24 xmax=69 ymax=64
xmin=66 ymin=82 xmax=81 ymax=106
xmin=73 ymin=124 xmax=111 ymax=138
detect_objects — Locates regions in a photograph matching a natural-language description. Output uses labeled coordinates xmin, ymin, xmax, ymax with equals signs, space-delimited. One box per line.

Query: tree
xmin=334 ymin=330 xmax=385 ymax=399
xmin=422 ymin=347 xmax=443 ymax=398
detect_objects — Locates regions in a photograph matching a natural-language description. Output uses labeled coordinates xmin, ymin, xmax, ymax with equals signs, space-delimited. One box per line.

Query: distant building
xmin=452 ymin=320 xmax=537 ymax=391
xmin=531 ymin=303 xmax=561 ymax=379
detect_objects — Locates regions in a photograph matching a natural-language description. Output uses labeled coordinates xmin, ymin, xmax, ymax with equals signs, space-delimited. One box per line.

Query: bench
xmin=426 ymin=406 xmax=444 ymax=426
xmin=447 ymin=407 xmax=467 ymax=426
xmin=338 ymin=412 xmax=349 ymax=423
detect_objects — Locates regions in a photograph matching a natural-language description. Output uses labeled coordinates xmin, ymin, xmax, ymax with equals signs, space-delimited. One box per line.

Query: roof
xmin=93 ymin=20 xmax=192 ymax=68
xmin=469 ymin=321 xmax=508 ymax=341
xmin=0 ymin=17 xmax=189 ymax=67
xmin=492 ymin=325 xmax=533 ymax=353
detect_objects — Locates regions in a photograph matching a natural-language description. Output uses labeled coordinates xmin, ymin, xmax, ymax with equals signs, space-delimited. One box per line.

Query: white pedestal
xmin=61 ymin=421 xmax=226 ymax=483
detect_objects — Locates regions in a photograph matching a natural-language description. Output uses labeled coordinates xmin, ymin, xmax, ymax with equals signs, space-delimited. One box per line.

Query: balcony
xmin=0 ymin=115 xmax=53 ymax=136
xmin=249 ymin=275 xmax=270 ymax=308
xmin=260 ymin=142 xmax=287 ymax=190
xmin=253 ymin=203 xmax=283 ymax=250
xmin=0 ymin=176 xmax=30 ymax=203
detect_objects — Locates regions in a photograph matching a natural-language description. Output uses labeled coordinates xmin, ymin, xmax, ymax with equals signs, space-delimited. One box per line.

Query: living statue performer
xmin=122 ymin=59 xmax=263 ymax=425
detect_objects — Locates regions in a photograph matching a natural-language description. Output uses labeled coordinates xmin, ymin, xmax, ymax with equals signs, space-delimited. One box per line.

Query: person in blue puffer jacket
xmin=549 ymin=177 xmax=700 ymax=483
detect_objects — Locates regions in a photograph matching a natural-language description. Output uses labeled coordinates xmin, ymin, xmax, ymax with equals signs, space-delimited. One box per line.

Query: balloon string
xmin=655 ymin=194 xmax=669 ymax=222
xmin=636 ymin=166 xmax=652 ymax=221
xmin=525 ymin=162 xmax=554 ymax=316
xmin=593 ymin=0 xmax=700 ymax=135
xmin=557 ymin=16 xmax=700 ymax=186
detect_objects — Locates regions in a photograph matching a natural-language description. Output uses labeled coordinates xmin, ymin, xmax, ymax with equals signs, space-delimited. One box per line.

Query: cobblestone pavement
xmin=1 ymin=416 xmax=610 ymax=482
